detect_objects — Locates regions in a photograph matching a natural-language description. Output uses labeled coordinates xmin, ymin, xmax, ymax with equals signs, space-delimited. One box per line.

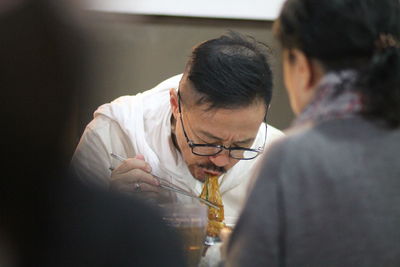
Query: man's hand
xmin=110 ymin=154 xmax=167 ymax=200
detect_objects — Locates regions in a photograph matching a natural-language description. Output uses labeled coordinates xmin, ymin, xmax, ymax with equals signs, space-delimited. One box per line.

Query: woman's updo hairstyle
xmin=274 ymin=0 xmax=400 ymax=128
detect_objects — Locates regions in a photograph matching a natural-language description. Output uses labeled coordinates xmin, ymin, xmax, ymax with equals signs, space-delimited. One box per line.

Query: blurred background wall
xmin=78 ymin=10 xmax=294 ymax=145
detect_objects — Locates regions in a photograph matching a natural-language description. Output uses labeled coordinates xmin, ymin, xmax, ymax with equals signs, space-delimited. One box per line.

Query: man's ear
xmin=169 ymin=88 xmax=179 ymax=119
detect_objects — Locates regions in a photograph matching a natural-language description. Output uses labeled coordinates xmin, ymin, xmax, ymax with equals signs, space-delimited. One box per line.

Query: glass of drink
xmin=159 ymin=203 xmax=208 ymax=267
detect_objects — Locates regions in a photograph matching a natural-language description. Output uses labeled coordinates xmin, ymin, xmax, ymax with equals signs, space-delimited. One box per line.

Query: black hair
xmin=274 ymin=0 xmax=400 ymax=128
xmin=186 ymin=31 xmax=273 ymax=111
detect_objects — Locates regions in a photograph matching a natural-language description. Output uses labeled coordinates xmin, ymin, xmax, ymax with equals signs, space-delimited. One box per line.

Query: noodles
xmin=199 ymin=175 xmax=225 ymax=237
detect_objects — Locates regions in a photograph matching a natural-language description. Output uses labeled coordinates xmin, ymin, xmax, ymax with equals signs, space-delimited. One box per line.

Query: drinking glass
xmin=159 ymin=203 xmax=208 ymax=267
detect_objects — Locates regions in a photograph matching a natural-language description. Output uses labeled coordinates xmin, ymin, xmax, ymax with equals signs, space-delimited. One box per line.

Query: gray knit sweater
xmin=225 ymin=116 xmax=400 ymax=267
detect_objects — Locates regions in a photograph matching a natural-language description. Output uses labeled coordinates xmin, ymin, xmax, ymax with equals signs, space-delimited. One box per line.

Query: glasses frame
xmin=177 ymin=91 xmax=268 ymax=160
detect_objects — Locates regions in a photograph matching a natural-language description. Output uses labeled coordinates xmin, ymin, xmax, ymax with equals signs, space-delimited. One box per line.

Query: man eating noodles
xmin=70 ymin=32 xmax=283 ymax=225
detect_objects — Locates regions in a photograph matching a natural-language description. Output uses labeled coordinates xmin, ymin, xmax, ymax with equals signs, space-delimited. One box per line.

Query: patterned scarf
xmin=293 ymin=70 xmax=363 ymax=127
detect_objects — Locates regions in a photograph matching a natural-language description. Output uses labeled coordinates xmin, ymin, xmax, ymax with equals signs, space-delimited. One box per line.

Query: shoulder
xmin=257 ymin=117 xmax=377 ymax=183
xmin=263 ymin=122 xmax=326 ymax=160
xmin=86 ymin=114 xmax=125 ymax=139
xmin=147 ymin=73 xmax=182 ymax=93
xmin=265 ymin=123 xmax=285 ymax=142
xmin=255 ymin=123 xmax=323 ymax=180
xmin=95 ymin=73 xmax=183 ymax=118
xmin=89 ymin=74 xmax=183 ymax=132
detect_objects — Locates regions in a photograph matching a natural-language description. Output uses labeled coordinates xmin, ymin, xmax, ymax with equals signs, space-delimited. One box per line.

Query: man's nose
xmin=209 ymin=151 xmax=230 ymax=167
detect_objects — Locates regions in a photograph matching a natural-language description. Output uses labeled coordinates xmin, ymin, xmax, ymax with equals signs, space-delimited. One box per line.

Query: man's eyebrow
xmin=198 ymin=130 xmax=224 ymax=142
xmin=234 ymin=138 xmax=255 ymax=146
xmin=198 ymin=130 xmax=255 ymax=146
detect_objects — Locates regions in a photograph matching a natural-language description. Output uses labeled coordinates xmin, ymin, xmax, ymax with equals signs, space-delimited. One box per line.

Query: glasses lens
xmin=230 ymin=149 xmax=259 ymax=160
xmin=192 ymin=146 xmax=222 ymax=156
xmin=191 ymin=145 xmax=260 ymax=160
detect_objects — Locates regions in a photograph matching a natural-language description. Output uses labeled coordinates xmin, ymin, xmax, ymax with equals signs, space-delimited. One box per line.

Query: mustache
xmin=198 ymin=163 xmax=227 ymax=174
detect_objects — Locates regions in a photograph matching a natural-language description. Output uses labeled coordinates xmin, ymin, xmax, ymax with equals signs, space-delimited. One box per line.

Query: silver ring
xmin=134 ymin=182 xmax=141 ymax=193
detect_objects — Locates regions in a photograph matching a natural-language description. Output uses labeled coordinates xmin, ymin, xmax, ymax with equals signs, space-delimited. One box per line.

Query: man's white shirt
xmin=71 ymin=74 xmax=284 ymax=225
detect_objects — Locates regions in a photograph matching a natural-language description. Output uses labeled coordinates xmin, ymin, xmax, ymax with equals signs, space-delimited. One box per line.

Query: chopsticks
xmin=109 ymin=153 xmax=220 ymax=210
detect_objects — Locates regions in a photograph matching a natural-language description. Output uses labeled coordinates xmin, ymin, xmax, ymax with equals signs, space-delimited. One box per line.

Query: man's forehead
xmin=194 ymin=104 xmax=265 ymax=122
xmin=185 ymin=95 xmax=266 ymax=120
xmin=187 ymin=102 xmax=266 ymax=143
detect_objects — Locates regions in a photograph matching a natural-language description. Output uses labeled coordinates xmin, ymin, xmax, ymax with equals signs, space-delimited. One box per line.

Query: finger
xmin=135 ymin=154 xmax=145 ymax=161
xmin=135 ymin=154 xmax=152 ymax=173
xmin=135 ymin=154 xmax=151 ymax=173
xmin=114 ymin=158 xmax=152 ymax=174
xmin=112 ymin=168 xmax=159 ymax=186
xmin=110 ymin=180 xmax=161 ymax=194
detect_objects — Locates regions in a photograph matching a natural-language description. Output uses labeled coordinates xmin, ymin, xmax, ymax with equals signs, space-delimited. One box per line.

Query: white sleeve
xmin=70 ymin=115 xmax=134 ymax=188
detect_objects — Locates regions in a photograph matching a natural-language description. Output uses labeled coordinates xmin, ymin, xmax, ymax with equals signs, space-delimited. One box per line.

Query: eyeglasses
xmin=177 ymin=91 xmax=267 ymax=160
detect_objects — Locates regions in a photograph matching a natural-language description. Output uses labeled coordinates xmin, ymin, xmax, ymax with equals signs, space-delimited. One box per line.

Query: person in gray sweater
xmin=224 ymin=0 xmax=400 ymax=266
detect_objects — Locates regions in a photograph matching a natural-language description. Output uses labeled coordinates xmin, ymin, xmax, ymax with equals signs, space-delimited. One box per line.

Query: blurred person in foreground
xmin=71 ymin=32 xmax=284 ymax=225
xmin=224 ymin=0 xmax=400 ymax=266
xmin=0 ymin=1 xmax=185 ymax=266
